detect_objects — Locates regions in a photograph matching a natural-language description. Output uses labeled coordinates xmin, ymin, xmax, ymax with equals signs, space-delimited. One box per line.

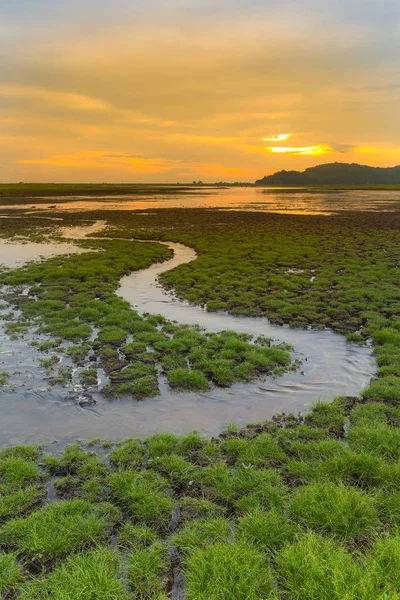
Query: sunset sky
xmin=1 ymin=0 xmax=400 ymax=182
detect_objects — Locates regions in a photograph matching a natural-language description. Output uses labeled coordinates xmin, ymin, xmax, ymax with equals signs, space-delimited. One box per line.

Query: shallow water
xmin=2 ymin=187 xmax=400 ymax=215
xmin=0 ymin=239 xmax=87 ymax=269
xmin=0 ymin=221 xmax=108 ymax=269
xmin=0 ymin=224 xmax=377 ymax=446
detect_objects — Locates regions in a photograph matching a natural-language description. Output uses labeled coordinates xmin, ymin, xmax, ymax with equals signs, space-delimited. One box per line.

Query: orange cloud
xmin=15 ymin=151 xmax=255 ymax=179
xmin=0 ymin=85 xmax=111 ymax=112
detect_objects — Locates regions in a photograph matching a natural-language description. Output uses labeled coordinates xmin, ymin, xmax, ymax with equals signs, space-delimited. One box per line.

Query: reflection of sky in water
xmin=2 ymin=187 xmax=400 ymax=215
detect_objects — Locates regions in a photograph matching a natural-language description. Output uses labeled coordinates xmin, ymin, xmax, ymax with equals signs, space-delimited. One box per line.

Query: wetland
xmin=1 ymin=184 xmax=400 ymax=598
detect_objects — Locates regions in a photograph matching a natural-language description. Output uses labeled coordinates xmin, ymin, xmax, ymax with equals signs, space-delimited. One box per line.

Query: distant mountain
xmin=255 ymin=163 xmax=400 ymax=186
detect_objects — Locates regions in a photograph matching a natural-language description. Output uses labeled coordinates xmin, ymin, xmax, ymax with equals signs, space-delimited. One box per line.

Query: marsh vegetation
xmin=0 ymin=230 xmax=294 ymax=400
xmin=1 ymin=395 xmax=400 ymax=598
xmin=0 ymin=202 xmax=400 ymax=597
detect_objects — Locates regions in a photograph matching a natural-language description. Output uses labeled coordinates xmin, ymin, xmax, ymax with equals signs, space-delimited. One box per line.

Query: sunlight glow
xmin=267 ymin=145 xmax=331 ymax=156
xmin=262 ymin=134 xmax=292 ymax=142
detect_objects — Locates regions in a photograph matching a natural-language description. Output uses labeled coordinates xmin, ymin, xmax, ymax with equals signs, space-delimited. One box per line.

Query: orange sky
xmin=1 ymin=1 xmax=400 ymax=182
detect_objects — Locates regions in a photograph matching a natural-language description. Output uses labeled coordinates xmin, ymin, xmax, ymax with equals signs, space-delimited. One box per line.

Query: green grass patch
xmin=0 ymin=500 xmax=119 ymax=564
xmin=184 ymin=542 xmax=274 ymax=600
xmin=288 ymin=482 xmax=379 ymax=540
xmin=18 ymin=547 xmax=131 ymax=599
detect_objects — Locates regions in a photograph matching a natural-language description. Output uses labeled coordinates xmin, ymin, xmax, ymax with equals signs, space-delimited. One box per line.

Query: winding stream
xmin=0 ymin=227 xmax=376 ymax=445
xmin=118 ymin=241 xmax=376 ymax=411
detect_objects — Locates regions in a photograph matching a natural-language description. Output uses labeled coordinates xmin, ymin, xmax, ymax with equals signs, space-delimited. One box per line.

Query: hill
xmin=255 ymin=162 xmax=400 ymax=186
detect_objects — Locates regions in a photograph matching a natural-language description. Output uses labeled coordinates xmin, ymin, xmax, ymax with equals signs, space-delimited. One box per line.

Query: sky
xmin=1 ymin=0 xmax=400 ymax=182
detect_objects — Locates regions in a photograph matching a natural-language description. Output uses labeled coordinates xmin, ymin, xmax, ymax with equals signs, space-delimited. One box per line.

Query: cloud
xmin=1 ymin=0 xmax=400 ymax=180
xmin=263 ymin=134 xmax=292 ymax=142
xmin=329 ymin=143 xmax=357 ymax=153
xmin=0 ymin=85 xmax=111 ymax=112
xmin=266 ymin=145 xmax=332 ymax=156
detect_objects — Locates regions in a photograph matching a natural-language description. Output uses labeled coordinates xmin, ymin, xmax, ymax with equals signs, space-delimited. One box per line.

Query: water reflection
xmin=1 ymin=187 xmax=400 ymax=215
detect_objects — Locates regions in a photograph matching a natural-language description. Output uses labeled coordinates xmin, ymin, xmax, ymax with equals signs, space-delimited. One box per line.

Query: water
xmin=0 ymin=240 xmax=87 ymax=269
xmin=2 ymin=187 xmax=400 ymax=215
xmin=0 ymin=221 xmax=377 ymax=446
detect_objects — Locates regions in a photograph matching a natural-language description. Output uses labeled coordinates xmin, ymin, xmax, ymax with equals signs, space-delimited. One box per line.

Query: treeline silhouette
xmin=255 ymin=162 xmax=400 ymax=185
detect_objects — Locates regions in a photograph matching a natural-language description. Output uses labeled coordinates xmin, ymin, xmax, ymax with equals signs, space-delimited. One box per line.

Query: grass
xmin=288 ymin=482 xmax=379 ymax=540
xmin=275 ymin=532 xmax=363 ymax=600
xmin=348 ymin=425 xmax=400 ymax=461
xmin=0 ymin=485 xmax=44 ymax=521
xmin=127 ymin=542 xmax=170 ymax=598
xmin=0 ymin=457 xmax=41 ymax=493
xmin=0 ymin=552 xmax=23 ymax=595
xmin=117 ymin=523 xmax=158 ymax=551
xmin=184 ymin=542 xmax=274 ymax=600
xmin=107 ymin=470 xmax=173 ymax=531
xmin=0 ymin=500 xmax=119 ymax=565
xmin=0 ymin=371 xmax=9 ymax=386
xmin=166 ymin=368 xmax=211 ymax=392
xmin=237 ymin=507 xmax=298 ymax=551
xmin=173 ymin=518 xmax=231 ymax=555
xmin=0 ymin=403 xmax=398 ymax=597
xmin=18 ymin=548 xmax=131 ymax=600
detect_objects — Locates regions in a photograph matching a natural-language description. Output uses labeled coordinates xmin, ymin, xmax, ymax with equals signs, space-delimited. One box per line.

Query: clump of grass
xmin=0 ymin=552 xmax=23 ymax=595
xmin=275 ymin=532 xmax=363 ymax=600
xmin=79 ymin=368 xmax=98 ymax=387
xmin=304 ymin=399 xmax=345 ymax=433
xmin=350 ymin=402 xmax=392 ymax=427
xmin=184 ymin=542 xmax=274 ymax=600
xmin=0 ymin=500 xmax=119 ymax=564
xmin=146 ymin=432 xmax=179 ymax=457
xmin=375 ymin=488 xmax=400 ymax=526
xmin=108 ymin=470 xmax=173 ymax=531
xmin=0 ymin=371 xmax=9 ymax=386
xmin=348 ymin=425 xmax=400 ymax=461
xmin=167 ymin=368 xmax=211 ymax=392
xmin=362 ymin=376 xmax=400 ymax=404
xmin=0 ymin=485 xmax=44 ymax=521
xmin=173 ymin=518 xmax=231 ymax=555
xmin=176 ymin=431 xmax=206 ymax=456
xmin=117 ymin=523 xmax=158 ymax=551
xmin=197 ymin=463 xmax=287 ymax=512
xmin=128 ymin=542 xmax=170 ymax=598
xmin=0 ymin=457 xmax=40 ymax=493
xmin=288 ymin=482 xmax=379 ymax=540
xmin=206 ymin=300 xmax=228 ymax=312
xmin=18 ymin=548 xmax=130 ymax=600
xmin=152 ymin=454 xmax=196 ymax=487
xmin=109 ymin=439 xmax=145 ymax=468
xmin=237 ymin=507 xmax=298 ymax=551
xmin=179 ymin=497 xmax=227 ymax=522
xmin=42 ymin=444 xmax=106 ymax=478
xmin=220 ymin=433 xmax=286 ymax=466
xmin=286 ymin=448 xmax=386 ymax=488
xmin=0 ymin=445 xmax=42 ymax=461
xmin=369 ymin=535 xmax=400 ymax=594
xmin=97 ymin=326 xmax=128 ymax=345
